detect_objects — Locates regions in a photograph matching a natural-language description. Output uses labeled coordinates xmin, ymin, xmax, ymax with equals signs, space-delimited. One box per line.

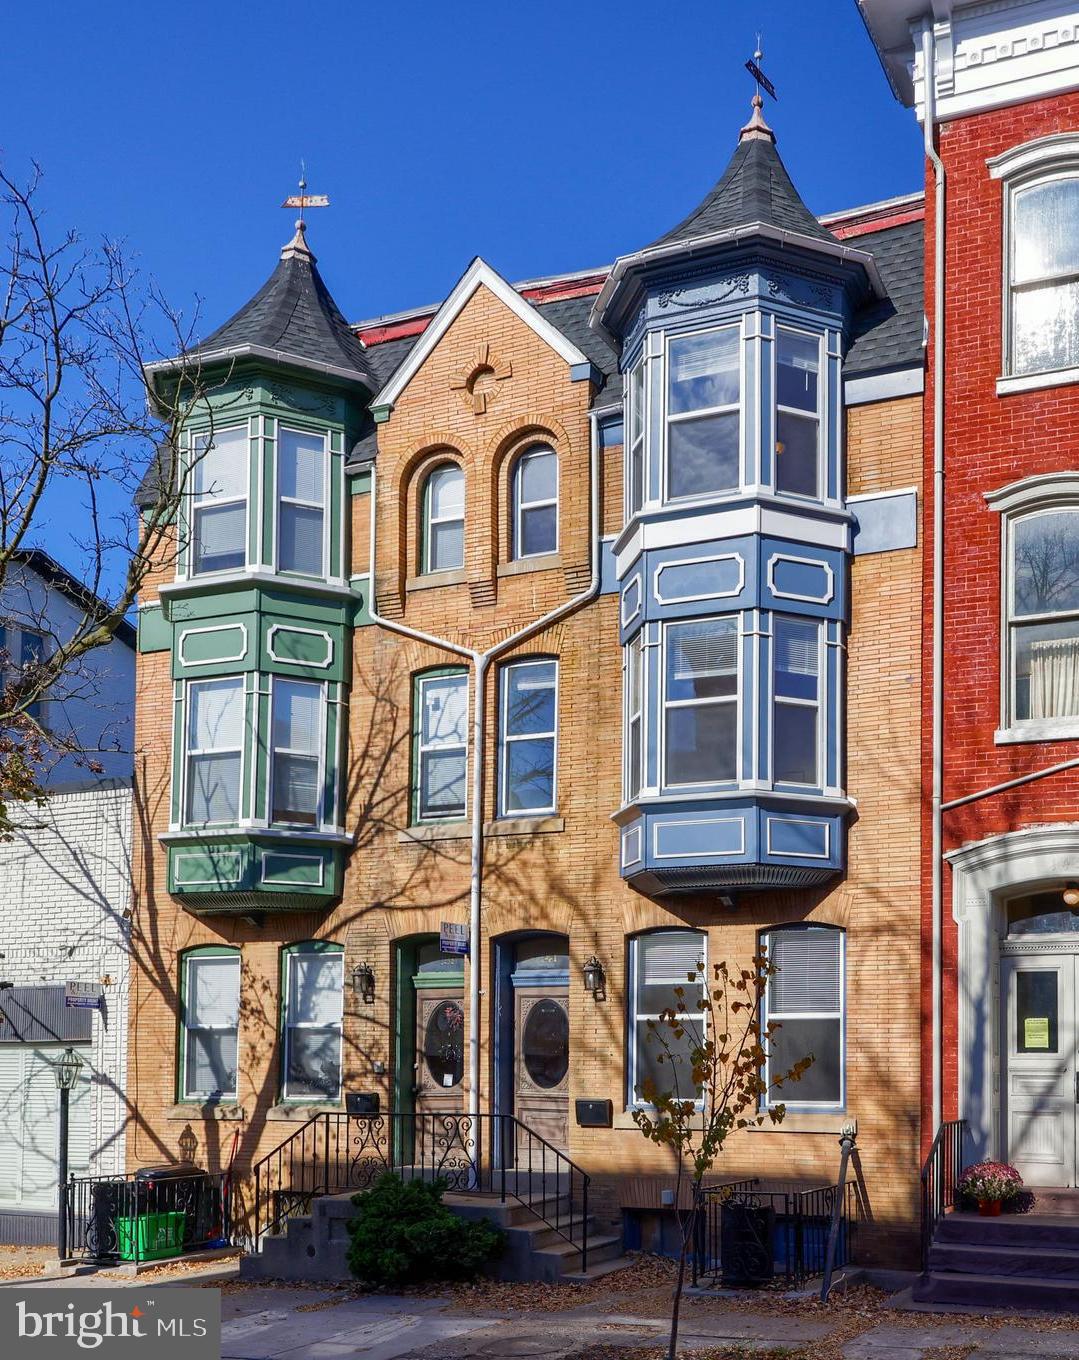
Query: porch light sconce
xmin=582 ymin=956 xmax=606 ymax=1001
xmin=177 ymin=1123 xmax=198 ymax=1165
xmin=351 ymin=962 xmax=376 ymax=1005
xmin=1064 ymin=883 xmax=1079 ymax=909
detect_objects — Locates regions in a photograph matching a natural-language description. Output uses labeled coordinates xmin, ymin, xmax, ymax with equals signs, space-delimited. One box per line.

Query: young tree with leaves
xmin=632 ymin=947 xmax=811 ymax=1360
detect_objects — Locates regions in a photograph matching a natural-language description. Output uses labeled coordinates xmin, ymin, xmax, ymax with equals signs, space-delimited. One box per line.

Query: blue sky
xmin=3 ymin=0 xmax=923 ymax=582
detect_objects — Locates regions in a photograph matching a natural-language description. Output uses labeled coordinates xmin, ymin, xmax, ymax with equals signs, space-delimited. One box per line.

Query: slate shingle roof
xmin=844 ymin=218 xmax=925 ymax=377
xmin=188 ymin=228 xmax=377 ymax=387
xmin=649 ymin=131 xmax=839 ymax=250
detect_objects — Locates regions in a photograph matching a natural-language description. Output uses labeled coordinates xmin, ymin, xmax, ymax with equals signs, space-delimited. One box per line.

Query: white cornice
xmin=984 ymin=468 xmax=1079 ymax=511
xmin=370 ymin=257 xmax=590 ymax=413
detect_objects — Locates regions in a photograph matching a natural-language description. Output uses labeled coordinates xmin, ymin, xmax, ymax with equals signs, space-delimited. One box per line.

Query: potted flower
xmin=956 ymin=1160 xmax=1025 ymax=1216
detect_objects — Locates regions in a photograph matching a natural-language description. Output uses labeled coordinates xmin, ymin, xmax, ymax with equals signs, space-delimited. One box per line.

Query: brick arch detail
xmin=486 ymin=413 xmax=574 ymax=569
xmin=377 ymin=434 xmax=474 ymax=606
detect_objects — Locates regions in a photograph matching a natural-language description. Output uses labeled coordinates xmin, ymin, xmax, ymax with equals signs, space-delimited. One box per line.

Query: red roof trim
xmin=829 ymin=204 xmax=925 ymax=240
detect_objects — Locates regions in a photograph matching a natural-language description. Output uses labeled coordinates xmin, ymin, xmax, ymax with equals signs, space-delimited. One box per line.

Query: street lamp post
xmin=53 ymin=1047 xmax=84 ymax=1262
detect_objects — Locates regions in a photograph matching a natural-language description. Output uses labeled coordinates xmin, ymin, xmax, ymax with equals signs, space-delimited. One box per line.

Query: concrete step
xmin=1028 ymin=1188 xmax=1079 ymax=1217
xmin=913 ymin=1268 xmax=1079 ymax=1313
xmin=937 ymin=1211 xmax=1079 ymax=1249
xmin=529 ymin=1234 xmax=625 ymax=1283
xmin=929 ymin=1239 xmax=1079 ymax=1280
xmin=561 ymin=1254 xmax=638 ymax=1284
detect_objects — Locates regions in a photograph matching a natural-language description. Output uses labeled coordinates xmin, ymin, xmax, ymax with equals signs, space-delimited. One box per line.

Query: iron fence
xmin=62 ymin=1169 xmax=230 ymax=1266
xmin=920 ymin=1118 xmax=967 ymax=1273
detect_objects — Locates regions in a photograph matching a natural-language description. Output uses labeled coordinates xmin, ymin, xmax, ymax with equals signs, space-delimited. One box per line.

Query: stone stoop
xmin=916 ymin=1195 xmax=1079 ymax=1312
xmin=240 ymin=1188 xmax=631 ymax=1284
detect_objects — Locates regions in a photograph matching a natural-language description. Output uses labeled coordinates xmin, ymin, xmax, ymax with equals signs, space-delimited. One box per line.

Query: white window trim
xmin=773 ymin=325 xmax=823 ymax=503
xmin=624 ymin=633 xmax=645 ymax=803
xmin=996 ymin=502 xmax=1079 ymax=740
xmin=189 ymin=426 xmax=250 ymax=578
xmin=416 ymin=671 xmax=469 ymax=823
xmin=771 ymin=616 xmax=823 ymax=790
xmin=269 ymin=675 xmax=326 ymax=829
xmin=761 ymin=927 xmax=845 ymax=1113
xmin=281 ymin=947 xmax=343 ymax=1103
xmin=999 ymin=161 xmax=1079 ymax=382
xmin=183 ymin=676 xmax=246 ymax=828
xmin=275 ymin=424 xmax=329 ymax=579
xmin=498 ymin=659 xmax=558 ymax=817
xmin=423 ymin=464 xmax=466 ymax=575
xmin=661 ymin=323 xmax=743 ymax=507
xmin=181 ymin=952 xmax=240 ymax=1102
xmin=660 ymin=616 xmax=741 ymax=792
xmin=627 ymin=930 xmax=707 ymax=1111
xmin=512 ymin=447 xmax=559 ymax=561
xmin=625 ymin=357 xmax=647 ymax=521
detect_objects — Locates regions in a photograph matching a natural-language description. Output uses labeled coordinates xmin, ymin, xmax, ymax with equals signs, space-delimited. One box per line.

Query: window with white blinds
xmin=423 ymin=464 xmax=465 ymax=573
xmin=0 ymin=1046 xmax=92 ymax=1209
xmin=181 ymin=952 xmax=239 ymax=1101
xmin=278 ymin=428 xmax=326 ymax=577
xmin=763 ymin=926 xmax=844 ymax=1109
xmin=415 ymin=672 xmax=468 ymax=821
xmin=663 ymin=618 xmax=738 ymax=786
xmin=190 ymin=427 xmax=248 ymax=576
xmin=628 ymin=930 xmax=707 ymax=1106
xmin=185 ymin=678 xmax=244 ymax=825
xmin=283 ymin=946 xmax=343 ymax=1100
xmin=271 ymin=679 xmax=323 ymax=826
xmin=773 ymin=618 xmax=821 ymax=786
xmin=666 ymin=327 xmax=740 ymax=501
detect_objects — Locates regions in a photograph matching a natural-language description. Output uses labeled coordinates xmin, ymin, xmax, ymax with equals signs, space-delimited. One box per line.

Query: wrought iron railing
xmin=692 ymin=1180 xmax=858 ymax=1287
xmin=920 ymin=1118 xmax=967 ymax=1273
xmin=251 ymin=1112 xmax=592 ymax=1270
xmin=62 ymin=1169 xmax=231 ymax=1265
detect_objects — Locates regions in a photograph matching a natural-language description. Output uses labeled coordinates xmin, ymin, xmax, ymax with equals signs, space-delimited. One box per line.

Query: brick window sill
xmin=496 ymin=553 xmax=562 ymax=579
xmin=398 ymin=821 xmax=470 ymax=844
xmin=747 ymin=1113 xmax=855 ymax=1135
xmin=267 ymin=1103 xmax=344 ymax=1121
xmin=405 ymin=569 xmax=467 ymax=592
xmin=995 ymin=723 xmax=1079 ymax=745
xmin=165 ymin=1103 xmax=246 ymax=1122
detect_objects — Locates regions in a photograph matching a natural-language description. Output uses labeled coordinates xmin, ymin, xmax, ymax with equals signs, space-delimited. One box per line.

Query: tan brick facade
xmin=128 ymin=271 xmax=923 ymax=1263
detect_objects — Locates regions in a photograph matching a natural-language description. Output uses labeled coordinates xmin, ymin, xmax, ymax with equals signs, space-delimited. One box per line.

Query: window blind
xmin=423 ymin=676 xmax=467 ymax=745
xmin=671 ymin=331 xmax=739 ymax=382
xmin=775 ymin=620 xmax=819 ymax=677
xmin=641 ymin=930 xmax=706 ymax=982
xmin=671 ymin=624 xmax=737 ymax=680
xmin=429 ymin=465 xmax=464 ymax=518
xmin=273 ymin=681 xmax=321 ymax=755
xmin=279 ymin=431 xmax=325 ymax=503
xmin=187 ymin=956 xmax=239 ymax=1029
xmin=189 ymin=680 xmax=244 ymax=751
xmin=193 ymin=429 xmax=247 ymax=500
xmin=768 ymin=929 xmax=841 ymax=1014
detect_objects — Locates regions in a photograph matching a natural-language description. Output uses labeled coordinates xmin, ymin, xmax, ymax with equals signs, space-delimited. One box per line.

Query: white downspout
xmin=364 ymin=409 xmax=604 ymax=1136
xmin=922 ymin=17 xmax=946 ymax=1136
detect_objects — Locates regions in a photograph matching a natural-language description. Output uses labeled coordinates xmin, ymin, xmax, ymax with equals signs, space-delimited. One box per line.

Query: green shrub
xmin=345 ymin=1172 xmax=504 ymax=1287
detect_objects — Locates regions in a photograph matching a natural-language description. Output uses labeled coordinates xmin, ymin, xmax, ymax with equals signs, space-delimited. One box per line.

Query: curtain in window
xmin=1030 ymin=636 xmax=1079 ymax=719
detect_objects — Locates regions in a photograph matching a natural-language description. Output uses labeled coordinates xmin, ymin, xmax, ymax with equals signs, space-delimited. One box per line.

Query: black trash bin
xmin=720 ymin=1199 xmax=776 ymax=1287
xmin=135 ymin=1164 xmax=220 ymax=1249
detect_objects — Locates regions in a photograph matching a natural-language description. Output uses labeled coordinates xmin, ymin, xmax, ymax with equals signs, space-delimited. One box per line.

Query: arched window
xmin=627 ymin=929 xmax=706 ymax=1106
xmin=1007 ymin=174 xmax=1079 ymax=376
xmin=762 ymin=924 xmax=844 ymax=1111
xmin=512 ymin=446 xmax=558 ymax=559
xmin=281 ymin=942 xmax=344 ymax=1101
xmin=1006 ymin=504 xmax=1079 ymax=730
xmin=422 ymin=463 xmax=465 ymax=573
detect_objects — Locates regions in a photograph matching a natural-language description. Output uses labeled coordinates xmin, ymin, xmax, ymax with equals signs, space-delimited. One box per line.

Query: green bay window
xmin=282 ymin=944 xmax=343 ymax=1101
xmin=190 ymin=427 xmax=248 ymax=576
xmin=277 ymin=428 xmax=326 ymax=577
xmin=271 ymin=678 xmax=323 ymax=826
xmin=663 ymin=618 xmax=738 ymax=786
xmin=665 ymin=327 xmax=740 ymax=501
xmin=180 ymin=950 xmax=240 ymax=1101
xmin=415 ymin=671 xmax=468 ymax=821
xmin=185 ymin=677 xmax=244 ymax=825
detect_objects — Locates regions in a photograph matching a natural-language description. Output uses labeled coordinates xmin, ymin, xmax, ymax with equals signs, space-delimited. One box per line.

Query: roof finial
xmin=280 ymin=162 xmax=330 ymax=259
xmin=742 ymin=38 xmax=777 ymax=142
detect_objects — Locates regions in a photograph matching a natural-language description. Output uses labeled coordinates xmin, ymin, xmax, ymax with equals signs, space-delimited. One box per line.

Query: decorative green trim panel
xmin=137 ymin=606 xmax=171 ymax=653
xmin=178 ymin=623 xmax=250 ymax=668
xmin=167 ymin=833 xmax=344 ymax=914
xmin=348 ymin=471 xmax=372 ymax=496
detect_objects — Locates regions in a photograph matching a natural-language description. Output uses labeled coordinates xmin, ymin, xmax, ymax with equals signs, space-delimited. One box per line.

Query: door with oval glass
xmin=416 ymin=990 xmax=465 ymax=1119
xmin=1002 ymin=952 xmax=1078 ymax=1186
xmin=514 ymin=988 xmax=570 ymax=1155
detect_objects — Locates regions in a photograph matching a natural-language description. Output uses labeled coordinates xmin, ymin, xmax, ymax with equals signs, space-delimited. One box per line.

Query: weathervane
xmin=281 ymin=162 xmax=329 ymax=229
xmin=745 ymin=37 xmax=778 ymax=103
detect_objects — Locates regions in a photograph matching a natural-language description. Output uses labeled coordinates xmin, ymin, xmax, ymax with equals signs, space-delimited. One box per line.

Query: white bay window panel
xmin=185 ymin=678 xmax=244 ymax=825
xmin=183 ymin=953 xmax=239 ymax=1101
xmin=272 ymin=679 xmax=323 ymax=826
xmin=666 ymin=328 xmax=740 ymax=501
xmin=627 ymin=362 xmax=646 ymax=516
xmin=278 ymin=429 xmax=326 ymax=577
xmin=625 ymin=633 xmax=644 ymax=801
xmin=191 ymin=427 xmax=248 ymax=575
xmin=629 ymin=931 xmax=706 ymax=1106
xmin=663 ymin=619 xmax=738 ymax=787
xmin=284 ymin=950 xmax=343 ymax=1101
xmin=764 ymin=926 xmax=844 ymax=1109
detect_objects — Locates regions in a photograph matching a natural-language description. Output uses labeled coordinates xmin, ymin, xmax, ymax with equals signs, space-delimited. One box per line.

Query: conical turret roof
xmin=648 ymin=102 xmax=837 ymax=251
xmin=189 ymin=221 xmax=376 ymax=387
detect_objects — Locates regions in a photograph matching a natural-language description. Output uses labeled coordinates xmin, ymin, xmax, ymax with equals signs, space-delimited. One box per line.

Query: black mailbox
xmin=346 ymin=1092 xmax=380 ymax=1115
xmin=575 ymin=1099 xmax=612 ymax=1128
